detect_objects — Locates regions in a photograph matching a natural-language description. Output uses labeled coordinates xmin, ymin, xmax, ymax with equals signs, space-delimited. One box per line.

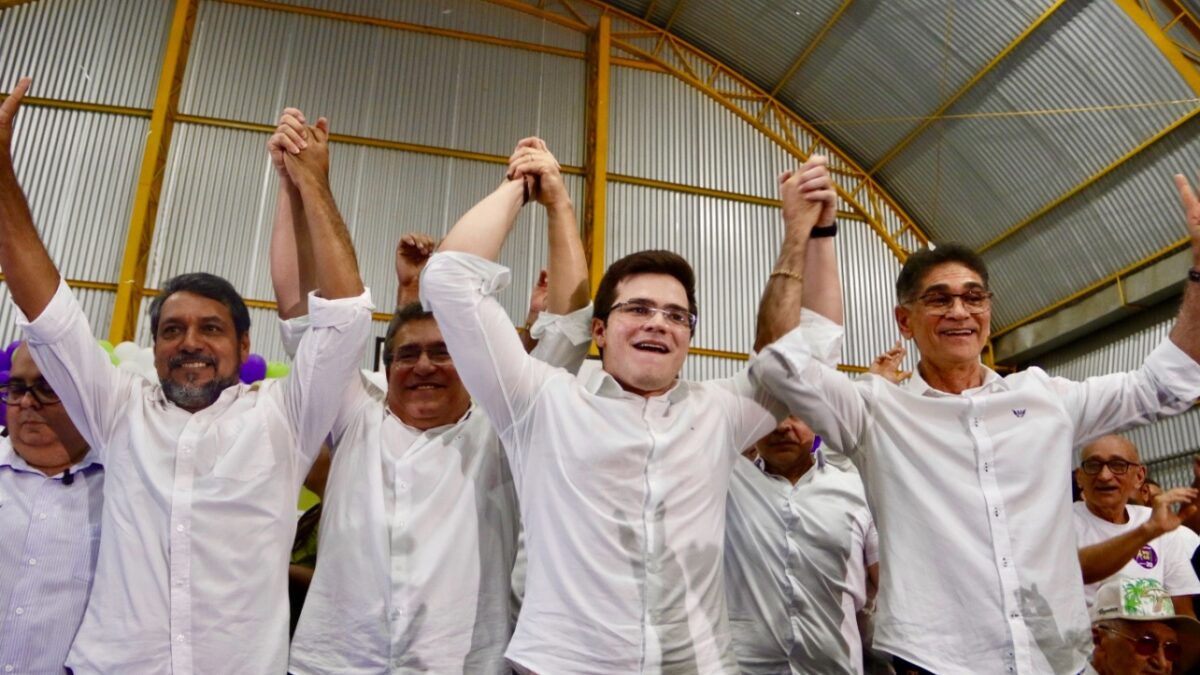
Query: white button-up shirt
xmin=1073 ymin=502 xmax=1200 ymax=605
xmin=0 ymin=439 xmax=103 ymax=675
xmin=422 ymin=252 xmax=780 ymax=675
xmin=725 ymin=456 xmax=878 ymax=675
xmin=287 ymin=306 xmax=591 ymax=674
xmin=752 ymin=314 xmax=1200 ymax=675
xmin=17 ymin=280 xmax=372 ymax=675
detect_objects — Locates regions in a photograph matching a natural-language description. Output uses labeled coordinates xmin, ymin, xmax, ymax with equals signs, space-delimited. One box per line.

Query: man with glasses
xmin=1074 ymin=435 xmax=1200 ymax=614
xmin=0 ymin=343 xmax=98 ymax=673
xmin=1090 ymin=577 xmax=1199 ymax=674
xmin=750 ymin=169 xmax=1200 ymax=675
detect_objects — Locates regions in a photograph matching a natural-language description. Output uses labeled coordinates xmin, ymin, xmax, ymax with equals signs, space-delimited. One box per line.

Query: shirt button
xmin=13 ymin=607 xmax=23 ymax=615
xmin=38 ymin=513 xmax=47 ymax=520
xmin=399 ymin=482 xmax=408 ymax=490
xmin=177 ymin=634 xmax=186 ymax=642
xmin=1010 ymin=611 xmax=1020 ymax=619
xmin=28 ymin=558 xmax=36 ymax=566
xmin=176 ymin=524 xmax=185 ymax=532
xmin=5 ymin=665 xmax=14 ymax=672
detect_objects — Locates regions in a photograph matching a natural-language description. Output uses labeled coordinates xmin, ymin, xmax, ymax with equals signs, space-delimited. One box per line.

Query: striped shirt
xmin=0 ymin=439 xmax=103 ymax=674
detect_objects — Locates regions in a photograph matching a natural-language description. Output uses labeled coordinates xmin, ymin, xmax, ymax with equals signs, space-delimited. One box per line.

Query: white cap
xmin=1091 ymin=578 xmax=1200 ymax=640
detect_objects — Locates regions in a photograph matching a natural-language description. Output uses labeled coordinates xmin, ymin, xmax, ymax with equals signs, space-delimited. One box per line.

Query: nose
xmin=641 ymin=309 xmax=670 ymax=331
xmin=16 ymin=388 xmax=38 ymax=409
xmin=179 ymin=326 xmax=204 ymax=351
xmin=945 ymin=296 xmax=971 ymax=318
xmin=412 ymin=351 xmax=438 ymax=374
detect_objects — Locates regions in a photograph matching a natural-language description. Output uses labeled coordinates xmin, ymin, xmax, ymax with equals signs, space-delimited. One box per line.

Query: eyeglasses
xmin=1 ymin=378 xmax=60 ymax=406
xmin=910 ymin=290 xmax=993 ymax=315
xmin=1080 ymin=458 xmax=1139 ymax=476
xmin=391 ymin=344 xmax=452 ymax=366
xmin=610 ymin=301 xmax=697 ymax=330
xmin=1098 ymin=624 xmax=1182 ymax=662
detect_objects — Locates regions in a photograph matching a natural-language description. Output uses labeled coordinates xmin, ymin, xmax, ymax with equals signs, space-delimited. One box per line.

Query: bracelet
xmin=1189 ymin=269 xmax=1200 ymax=283
xmin=770 ymin=269 xmax=803 ymax=283
xmin=810 ymin=221 xmax=838 ymax=238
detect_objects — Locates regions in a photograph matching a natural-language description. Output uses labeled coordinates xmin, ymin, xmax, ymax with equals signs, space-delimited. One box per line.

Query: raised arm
xmin=0 ymin=78 xmax=62 ymax=319
xmin=396 ymin=233 xmax=436 ymax=307
xmin=1170 ymin=172 xmax=1200 ymax=360
xmin=754 ymin=155 xmax=838 ymax=351
xmin=282 ymin=118 xmax=364 ymax=300
xmin=1078 ymin=487 xmax=1198 ymax=583
xmin=268 ymin=108 xmax=318 ymax=319
xmin=437 ymin=178 xmax=525 ymax=259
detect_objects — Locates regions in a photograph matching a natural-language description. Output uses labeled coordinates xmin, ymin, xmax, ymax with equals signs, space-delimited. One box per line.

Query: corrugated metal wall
xmin=1032 ymin=299 xmax=1200 ymax=489
xmin=2 ymin=0 xmax=908 ymax=380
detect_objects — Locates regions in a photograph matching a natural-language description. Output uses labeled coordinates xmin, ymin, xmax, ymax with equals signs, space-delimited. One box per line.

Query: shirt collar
xmin=904 ymin=361 xmax=1006 ymax=397
xmin=583 ymin=367 xmax=689 ymax=404
xmin=0 ymin=436 xmax=102 ymax=475
xmin=384 ymin=402 xmax=475 ymax=436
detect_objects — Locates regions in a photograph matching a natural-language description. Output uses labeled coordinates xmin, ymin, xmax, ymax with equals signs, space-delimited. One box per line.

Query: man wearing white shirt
xmin=0 ymin=344 xmax=100 ymax=675
xmin=267 ymin=114 xmax=593 ymax=673
xmin=1074 ymin=434 xmax=1200 ymax=612
xmin=725 ymin=414 xmax=879 ymax=675
xmin=749 ymin=167 xmax=1200 ymax=673
xmin=422 ymin=152 xmax=837 ymax=673
xmin=0 ymin=80 xmax=373 ymax=674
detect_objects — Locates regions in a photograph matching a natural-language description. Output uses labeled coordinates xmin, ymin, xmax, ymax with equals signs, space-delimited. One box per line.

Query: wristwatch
xmin=810 ymin=221 xmax=838 ymax=238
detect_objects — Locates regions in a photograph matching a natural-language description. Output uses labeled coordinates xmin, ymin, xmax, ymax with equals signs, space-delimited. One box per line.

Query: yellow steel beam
xmin=0 ymin=0 xmax=38 ymax=8
xmin=769 ymin=0 xmax=853 ymax=97
xmin=991 ymin=236 xmax=1190 ymax=340
xmin=584 ymin=15 xmax=612 ymax=296
xmin=1115 ymin=0 xmax=1200 ymax=95
xmin=109 ymin=0 xmax=198 ymax=343
xmin=868 ymin=0 xmax=1069 ymax=176
xmin=688 ymin=345 xmax=868 ymax=373
xmin=0 ymin=273 xmax=119 ymax=293
xmin=977 ymin=106 xmax=1200 ymax=254
xmin=652 ymin=0 xmax=688 ymax=55
xmin=642 ymin=0 xmax=659 ymax=20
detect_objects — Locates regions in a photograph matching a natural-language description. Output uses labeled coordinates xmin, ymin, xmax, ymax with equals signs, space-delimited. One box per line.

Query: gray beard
xmin=161 ymin=375 xmax=239 ymax=411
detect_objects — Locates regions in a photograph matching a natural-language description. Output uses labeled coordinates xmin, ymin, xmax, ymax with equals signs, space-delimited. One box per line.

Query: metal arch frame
xmin=483 ymin=0 xmax=931 ymax=262
xmin=767 ymin=0 xmax=853 ymax=98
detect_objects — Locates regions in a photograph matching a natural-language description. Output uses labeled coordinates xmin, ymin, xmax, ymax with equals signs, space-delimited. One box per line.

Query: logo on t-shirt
xmin=1135 ymin=545 xmax=1159 ymax=569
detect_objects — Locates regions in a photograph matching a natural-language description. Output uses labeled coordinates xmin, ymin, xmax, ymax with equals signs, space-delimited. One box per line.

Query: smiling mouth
xmin=940 ymin=329 xmax=976 ymax=337
xmin=407 ymin=383 xmax=445 ymax=391
xmin=633 ymin=341 xmax=670 ymax=354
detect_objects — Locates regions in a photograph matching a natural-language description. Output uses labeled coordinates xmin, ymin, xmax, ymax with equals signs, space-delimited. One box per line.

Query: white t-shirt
xmin=1072 ymin=501 xmax=1200 ymax=605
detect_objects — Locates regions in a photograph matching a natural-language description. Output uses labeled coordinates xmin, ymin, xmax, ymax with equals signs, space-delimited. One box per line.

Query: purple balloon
xmin=0 ymin=349 xmax=11 ymax=374
xmin=0 ymin=370 xmax=10 ymax=428
xmin=240 ymin=354 xmax=267 ymax=384
xmin=4 ymin=341 xmax=19 ymax=361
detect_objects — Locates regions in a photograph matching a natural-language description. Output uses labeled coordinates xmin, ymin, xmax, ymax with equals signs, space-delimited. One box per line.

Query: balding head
xmin=1077 ymin=435 xmax=1145 ymax=523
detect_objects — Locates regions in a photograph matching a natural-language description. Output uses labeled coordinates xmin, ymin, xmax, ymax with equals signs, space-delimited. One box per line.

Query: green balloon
xmin=265 ymin=361 xmax=290 ymax=379
xmin=98 ymin=339 xmax=115 ymax=354
xmin=110 ymin=353 xmax=120 ymax=365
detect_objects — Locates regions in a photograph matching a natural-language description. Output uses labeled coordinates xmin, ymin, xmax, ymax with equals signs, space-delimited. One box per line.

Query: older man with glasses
xmin=1074 ymin=434 xmax=1200 ymax=616
xmin=0 ymin=343 xmax=98 ymax=674
xmin=1089 ymin=577 xmax=1200 ymax=675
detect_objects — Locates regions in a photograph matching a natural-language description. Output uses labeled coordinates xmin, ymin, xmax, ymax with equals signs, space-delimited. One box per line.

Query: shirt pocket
xmin=207 ymin=416 xmax=277 ymax=481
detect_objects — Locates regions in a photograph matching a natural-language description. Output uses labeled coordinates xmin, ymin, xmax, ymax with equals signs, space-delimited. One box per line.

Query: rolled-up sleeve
xmin=529 ymin=303 xmax=593 ymax=375
xmin=281 ymin=288 xmax=374 ymax=465
xmin=18 ymin=280 xmax=133 ymax=455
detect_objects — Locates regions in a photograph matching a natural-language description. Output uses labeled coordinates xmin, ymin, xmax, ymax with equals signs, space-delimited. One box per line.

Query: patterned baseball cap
xmin=1091 ymin=577 xmax=1200 ymax=639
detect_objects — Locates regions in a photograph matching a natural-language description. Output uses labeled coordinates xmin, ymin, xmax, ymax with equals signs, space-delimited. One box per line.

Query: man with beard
xmin=0 ymin=343 xmax=98 ymax=674
xmin=0 ymin=79 xmax=372 ymax=673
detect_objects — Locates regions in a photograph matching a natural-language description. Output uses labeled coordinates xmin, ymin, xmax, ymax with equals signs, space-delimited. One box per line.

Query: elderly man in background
xmin=1089 ymin=577 xmax=1200 ymax=675
xmin=750 ymin=166 xmax=1200 ymax=674
xmin=0 ymin=78 xmax=372 ymax=673
xmin=1074 ymin=434 xmax=1200 ymax=614
xmin=0 ymin=344 xmax=98 ymax=674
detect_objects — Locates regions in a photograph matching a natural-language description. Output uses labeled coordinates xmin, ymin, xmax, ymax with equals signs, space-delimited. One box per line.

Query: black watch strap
xmin=810 ymin=221 xmax=838 ymax=238
xmin=1190 ymin=269 xmax=1200 ymax=283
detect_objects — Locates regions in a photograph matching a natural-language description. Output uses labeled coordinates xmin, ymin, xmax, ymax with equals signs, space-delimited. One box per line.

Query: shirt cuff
xmin=307 ymin=288 xmax=375 ymax=328
xmin=16 ymin=279 xmax=78 ymax=344
xmin=530 ymin=303 xmax=594 ymax=345
xmin=419 ymin=252 xmax=512 ymax=311
xmin=1145 ymin=338 xmax=1200 ymax=403
xmin=277 ymin=315 xmax=311 ymax=359
xmin=799 ymin=307 xmax=844 ymax=368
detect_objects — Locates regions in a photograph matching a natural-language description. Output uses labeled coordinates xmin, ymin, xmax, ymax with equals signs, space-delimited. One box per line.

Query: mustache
xmin=168 ymin=353 xmax=216 ymax=369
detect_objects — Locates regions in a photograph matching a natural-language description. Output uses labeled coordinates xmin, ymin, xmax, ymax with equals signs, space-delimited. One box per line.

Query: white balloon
xmin=117 ymin=360 xmax=149 ymax=380
xmin=134 ymin=346 xmax=155 ymax=367
xmin=113 ymin=341 xmax=141 ymax=364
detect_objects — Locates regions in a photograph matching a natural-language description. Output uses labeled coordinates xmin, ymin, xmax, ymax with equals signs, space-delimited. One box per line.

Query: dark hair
xmin=148 ymin=273 xmax=251 ymax=342
xmin=593 ymin=250 xmax=698 ymax=332
xmin=382 ymin=302 xmax=435 ymax=369
xmin=895 ymin=243 xmax=990 ymax=303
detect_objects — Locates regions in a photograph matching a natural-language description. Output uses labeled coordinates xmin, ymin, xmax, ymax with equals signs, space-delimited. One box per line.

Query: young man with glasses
xmin=0 ymin=344 xmax=98 ymax=673
xmin=421 ymin=154 xmax=837 ymax=673
xmin=1074 ymin=434 xmax=1200 ymax=615
xmin=749 ymin=169 xmax=1200 ymax=674
xmin=1089 ymin=577 xmax=1200 ymax=674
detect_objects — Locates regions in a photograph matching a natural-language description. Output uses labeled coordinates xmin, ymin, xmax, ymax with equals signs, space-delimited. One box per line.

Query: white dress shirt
xmin=421 ymin=252 xmax=780 ymax=675
xmin=288 ymin=305 xmax=591 ymax=674
xmin=725 ymin=456 xmax=878 ymax=675
xmin=1073 ymin=502 xmax=1200 ymax=605
xmin=752 ymin=313 xmax=1200 ymax=675
xmin=17 ymin=280 xmax=373 ymax=675
xmin=0 ymin=440 xmax=103 ymax=675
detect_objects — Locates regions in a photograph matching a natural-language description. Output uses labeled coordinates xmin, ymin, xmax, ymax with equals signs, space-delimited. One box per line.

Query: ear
xmin=239 ymin=332 xmax=251 ymax=363
xmin=1134 ymin=464 xmax=1147 ymax=488
xmin=894 ymin=305 xmax=914 ymax=340
xmin=1091 ymin=627 xmax=1103 ymax=649
xmin=591 ymin=317 xmax=607 ymax=349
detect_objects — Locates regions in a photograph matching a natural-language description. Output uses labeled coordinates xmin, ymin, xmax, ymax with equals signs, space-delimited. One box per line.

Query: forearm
xmin=438 ymin=180 xmax=525 ymax=261
xmin=0 ymin=165 xmax=61 ymax=319
xmin=1078 ymin=524 xmax=1160 ymax=584
xmin=802 ymin=236 xmax=843 ymax=325
xmin=269 ymin=182 xmax=315 ymax=318
xmin=754 ymin=227 xmax=808 ymax=352
xmin=397 ymin=268 xmax=423 ymax=307
xmin=294 ymin=176 xmax=364 ymax=299
xmin=1169 ymin=267 xmax=1200 ymax=361
xmin=545 ymin=200 xmax=589 ymax=314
